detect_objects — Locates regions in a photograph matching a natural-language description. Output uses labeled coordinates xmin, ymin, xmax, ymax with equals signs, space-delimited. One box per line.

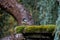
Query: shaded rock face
xmin=0 ymin=0 xmax=34 ymax=25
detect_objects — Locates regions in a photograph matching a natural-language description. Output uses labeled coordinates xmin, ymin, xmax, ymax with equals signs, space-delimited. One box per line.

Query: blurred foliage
xmin=0 ymin=8 xmax=18 ymax=38
xmin=37 ymin=0 xmax=58 ymax=25
xmin=15 ymin=25 xmax=56 ymax=33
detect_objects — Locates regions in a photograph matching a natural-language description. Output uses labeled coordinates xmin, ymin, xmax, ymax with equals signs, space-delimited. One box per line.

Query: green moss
xmin=15 ymin=25 xmax=25 ymax=33
xmin=15 ymin=25 xmax=56 ymax=33
xmin=47 ymin=25 xmax=56 ymax=32
xmin=24 ymin=25 xmax=56 ymax=33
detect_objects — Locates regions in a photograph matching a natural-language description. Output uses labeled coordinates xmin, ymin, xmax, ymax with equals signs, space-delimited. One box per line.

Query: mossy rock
xmin=24 ymin=25 xmax=56 ymax=33
xmin=15 ymin=25 xmax=25 ymax=33
xmin=15 ymin=25 xmax=56 ymax=33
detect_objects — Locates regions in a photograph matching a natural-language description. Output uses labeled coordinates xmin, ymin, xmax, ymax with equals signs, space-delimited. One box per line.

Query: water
xmin=54 ymin=3 xmax=60 ymax=40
